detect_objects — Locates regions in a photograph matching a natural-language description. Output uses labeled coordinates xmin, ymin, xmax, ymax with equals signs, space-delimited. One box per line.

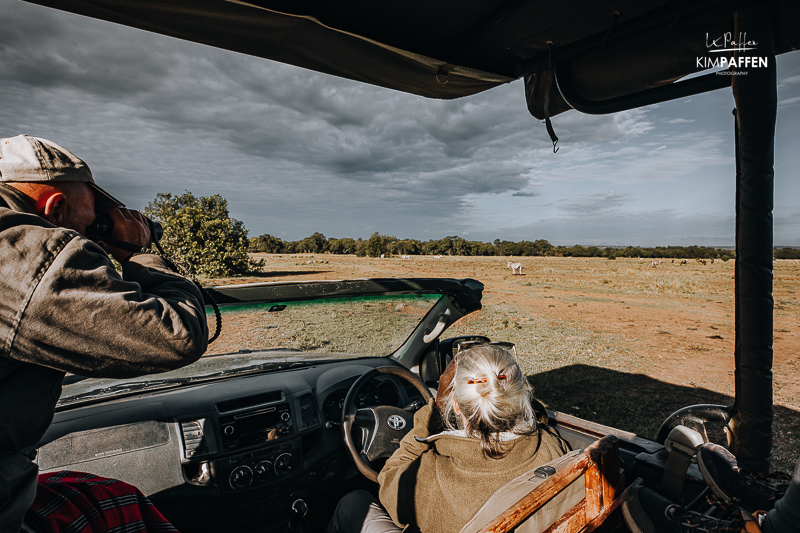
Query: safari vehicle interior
xmin=20 ymin=0 xmax=799 ymax=532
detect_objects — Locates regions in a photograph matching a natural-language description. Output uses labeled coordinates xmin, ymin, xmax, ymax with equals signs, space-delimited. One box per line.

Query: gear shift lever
xmin=288 ymin=498 xmax=308 ymax=533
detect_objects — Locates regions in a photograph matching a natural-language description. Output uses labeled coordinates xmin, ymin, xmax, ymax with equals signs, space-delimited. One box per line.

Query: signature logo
xmin=697 ymin=32 xmax=767 ymax=73
xmin=387 ymin=414 xmax=406 ymax=431
xmin=706 ymin=32 xmax=757 ymax=53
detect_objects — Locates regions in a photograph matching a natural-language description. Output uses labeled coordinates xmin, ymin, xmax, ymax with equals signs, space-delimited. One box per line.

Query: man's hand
xmin=100 ymin=208 xmax=151 ymax=263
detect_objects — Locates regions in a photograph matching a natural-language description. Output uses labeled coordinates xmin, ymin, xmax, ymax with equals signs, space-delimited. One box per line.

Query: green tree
xmin=144 ymin=191 xmax=261 ymax=277
xmin=393 ymin=238 xmax=421 ymax=255
xmin=298 ymin=232 xmax=328 ymax=253
xmin=327 ymin=237 xmax=356 ymax=254
xmin=775 ymin=247 xmax=800 ymax=259
xmin=250 ymin=233 xmax=285 ymax=253
xmin=364 ymin=232 xmax=394 ymax=257
xmin=354 ymin=238 xmax=366 ymax=257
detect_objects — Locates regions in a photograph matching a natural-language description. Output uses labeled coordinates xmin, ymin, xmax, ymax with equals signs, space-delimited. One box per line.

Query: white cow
xmin=401 ymin=255 xmax=411 ymax=260
xmin=507 ymin=261 xmax=522 ymax=275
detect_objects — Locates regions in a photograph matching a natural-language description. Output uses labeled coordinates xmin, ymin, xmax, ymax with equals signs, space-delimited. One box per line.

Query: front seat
xmin=460 ymin=435 xmax=622 ymax=533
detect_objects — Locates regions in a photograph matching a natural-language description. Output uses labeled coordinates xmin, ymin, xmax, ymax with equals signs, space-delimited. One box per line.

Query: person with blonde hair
xmin=327 ymin=342 xmax=569 ymax=533
xmin=438 ymin=341 xmax=542 ymax=458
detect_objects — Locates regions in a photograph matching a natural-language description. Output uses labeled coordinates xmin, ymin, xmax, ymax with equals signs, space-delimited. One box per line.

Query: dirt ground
xmin=209 ymin=253 xmax=800 ymax=472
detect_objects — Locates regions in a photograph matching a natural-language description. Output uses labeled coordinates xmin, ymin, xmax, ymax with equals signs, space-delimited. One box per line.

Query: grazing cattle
xmin=651 ymin=260 xmax=663 ymax=267
xmin=401 ymin=255 xmax=411 ymax=260
xmin=679 ymin=259 xmax=688 ymax=265
xmin=507 ymin=261 xmax=523 ymax=275
xmin=434 ymin=255 xmax=443 ymax=259
xmin=380 ymin=254 xmax=385 ymax=259
xmin=697 ymin=259 xmax=707 ymax=265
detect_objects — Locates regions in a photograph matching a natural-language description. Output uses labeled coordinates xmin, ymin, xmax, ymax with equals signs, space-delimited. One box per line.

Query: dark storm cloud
xmin=0 ymin=0 xmax=652 ymax=192
xmin=1 ymin=4 xmax=172 ymax=95
xmin=557 ymin=192 xmax=633 ymax=216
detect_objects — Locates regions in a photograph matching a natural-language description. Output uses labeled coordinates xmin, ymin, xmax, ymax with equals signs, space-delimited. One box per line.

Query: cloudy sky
xmin=2 ymin=1 xmax=799 ymax=247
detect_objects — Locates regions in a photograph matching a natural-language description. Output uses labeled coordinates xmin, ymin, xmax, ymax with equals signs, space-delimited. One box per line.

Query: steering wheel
xmin=341 ymin=366 xmax=433 ymax=482
xmin=656 ymin=404 xmax=732 ymax=446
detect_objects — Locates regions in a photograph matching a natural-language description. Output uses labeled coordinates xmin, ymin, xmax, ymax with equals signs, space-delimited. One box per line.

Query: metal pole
xmin=729 ymin=2 xmax=776 ymax=474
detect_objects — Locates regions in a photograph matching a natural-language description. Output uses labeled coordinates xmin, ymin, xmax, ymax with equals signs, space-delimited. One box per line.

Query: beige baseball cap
xmin=0 ymin=134 xmax=124 ymax=208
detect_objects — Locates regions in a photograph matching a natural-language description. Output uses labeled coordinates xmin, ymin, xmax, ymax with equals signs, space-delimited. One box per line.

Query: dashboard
xmin=36 ymin=356 xmax=426 ymax=532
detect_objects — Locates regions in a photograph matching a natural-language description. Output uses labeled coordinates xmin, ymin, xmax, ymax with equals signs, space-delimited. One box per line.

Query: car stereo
xmin=218 ymin=403 xmax=293 ymax=451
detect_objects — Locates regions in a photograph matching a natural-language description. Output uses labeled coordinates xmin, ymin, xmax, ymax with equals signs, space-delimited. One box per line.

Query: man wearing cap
xmin=0 ymin=134 xmax=209 ymax=531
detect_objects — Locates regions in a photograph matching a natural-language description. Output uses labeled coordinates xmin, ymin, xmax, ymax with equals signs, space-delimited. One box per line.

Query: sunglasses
xmin=453 ymin=340 xmax=517 ymax=359
xmin=452 ymin=340 xmax=518 ymax=385
xmin=466 ymin=375 xmax=507 ymax=385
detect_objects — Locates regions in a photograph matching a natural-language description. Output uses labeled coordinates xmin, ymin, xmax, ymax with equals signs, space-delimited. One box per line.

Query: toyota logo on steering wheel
xmin=387 ymin=414 xmax=406 ymax=431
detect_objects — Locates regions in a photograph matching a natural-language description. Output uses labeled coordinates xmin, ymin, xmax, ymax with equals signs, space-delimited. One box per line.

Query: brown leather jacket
xmin=378 ymin=400 xmax=570 ymax=533
xmin=0 ymin=184 xmax=208 ymax=532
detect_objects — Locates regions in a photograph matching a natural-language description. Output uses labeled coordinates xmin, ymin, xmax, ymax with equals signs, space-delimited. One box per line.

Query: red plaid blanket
xmin=24 ymin=471 xmax=178 ymax=533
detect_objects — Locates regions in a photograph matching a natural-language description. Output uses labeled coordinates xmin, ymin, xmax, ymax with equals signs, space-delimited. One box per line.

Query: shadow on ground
xmin=528 ymin=364 xmax=800 ymax=473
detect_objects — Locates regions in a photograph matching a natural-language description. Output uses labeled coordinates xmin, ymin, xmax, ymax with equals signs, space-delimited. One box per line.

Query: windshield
xmin=58 ymin=293 xmax=442 ymax=407
xmin=207 ymin=294 xmax=439 ymax=356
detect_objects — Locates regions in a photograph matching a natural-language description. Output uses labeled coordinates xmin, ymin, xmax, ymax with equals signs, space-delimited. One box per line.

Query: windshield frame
xmin=58 ymin=277 xmax=483 ymax=409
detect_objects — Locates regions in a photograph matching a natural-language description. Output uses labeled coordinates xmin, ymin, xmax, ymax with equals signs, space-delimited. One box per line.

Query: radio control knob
xmin=229 ymin=465 xmax=253 ymax=489
xmin=274 ymin=453 xmax=293 ymax=475
xmin=223 ymin=425 xmax=235 ymax=435
xmin=254 ymin=460 xmax=273 ymax=480
xmin=281 ymin=412 xmax=291 ymax=421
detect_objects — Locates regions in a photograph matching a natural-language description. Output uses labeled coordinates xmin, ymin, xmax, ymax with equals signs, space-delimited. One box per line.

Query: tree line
xmin=250 ymin=231 xmax=748 ymax=261
xmin=138 ymin=192 xmax=799 ymax=278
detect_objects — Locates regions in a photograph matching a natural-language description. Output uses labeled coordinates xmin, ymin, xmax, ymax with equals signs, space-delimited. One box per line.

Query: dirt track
xmin=209 ymin=254 xmax=800 ymax=471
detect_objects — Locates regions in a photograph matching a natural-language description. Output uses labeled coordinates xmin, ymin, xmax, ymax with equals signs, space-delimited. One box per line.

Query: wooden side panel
xmin=584 ymin=462 xmax=602 ymax=519
xmin=477 ymin=435 xmax=621 ymax=533
xmin=542 ymin=502 xmax=586 ymax=533
xmin=601 ymin=438 xmax=621 ymax=504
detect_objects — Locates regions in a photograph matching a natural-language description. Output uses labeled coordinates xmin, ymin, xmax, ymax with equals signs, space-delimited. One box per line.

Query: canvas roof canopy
xmin=24 ymin=0 xmax=799 ymax=111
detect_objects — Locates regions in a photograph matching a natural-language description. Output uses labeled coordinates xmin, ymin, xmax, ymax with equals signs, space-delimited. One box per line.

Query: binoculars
xmin=86 ymin=211 xmax=163 ymax=245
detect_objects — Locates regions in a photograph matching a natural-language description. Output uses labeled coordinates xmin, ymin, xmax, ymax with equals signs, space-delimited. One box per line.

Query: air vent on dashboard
xmin=298 ymin=393 xmax=319 ymax=428
xmin=216 ymin=391 xmax=283 ymax=413
xmin=404 ymin=382 xmax=423 ymax=400
xmin=180 ymin=420 xmax=209 ymax=458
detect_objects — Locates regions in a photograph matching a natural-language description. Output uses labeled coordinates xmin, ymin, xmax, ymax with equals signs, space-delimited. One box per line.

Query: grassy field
xmin=206 ymin=254 xmax=800 ymax=472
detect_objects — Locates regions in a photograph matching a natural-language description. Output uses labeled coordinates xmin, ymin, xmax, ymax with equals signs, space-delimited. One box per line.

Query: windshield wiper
xmin=64 ymin=378 xmax=191 ymax=401
xmin=203 ymin=347 xmax=303 ymax=359
xmin=59 ymin=359 xmax=342 ymax=408
xmin=215 ymin=360 xmax=323 ymax=376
